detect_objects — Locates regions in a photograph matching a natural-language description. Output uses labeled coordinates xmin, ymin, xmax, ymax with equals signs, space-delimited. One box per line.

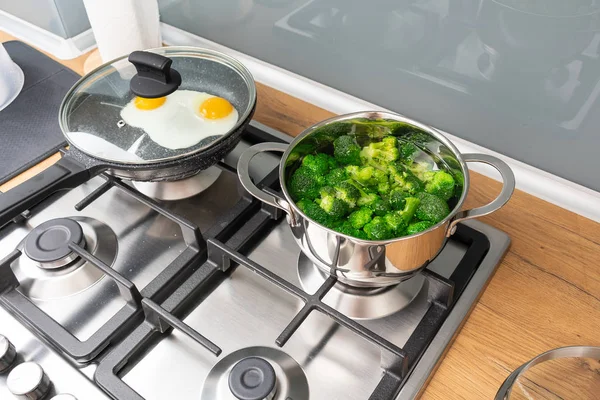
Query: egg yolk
xmin=134 ymin=96 xmax=166 ymax=110
xmin=199 ymin=97 xmax=234 ymax=120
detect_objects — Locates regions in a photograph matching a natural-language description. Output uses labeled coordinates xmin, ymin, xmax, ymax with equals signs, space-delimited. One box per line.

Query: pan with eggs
xmin=120 ymin=90 xmax=239 ymax=150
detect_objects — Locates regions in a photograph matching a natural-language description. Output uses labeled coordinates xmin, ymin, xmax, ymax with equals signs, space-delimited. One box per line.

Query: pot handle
xmin=237 ymin=142 xmax=298 ymax=224
xmin=448 ymin=153 xmax=515 ymax=235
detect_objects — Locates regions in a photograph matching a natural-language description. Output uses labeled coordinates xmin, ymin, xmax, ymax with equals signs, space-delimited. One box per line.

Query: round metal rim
xmin=494 ymin=345 xmax=600 ymax=399
xmin=59 ymin=46 xmax=257 ymax=166
xmin=277 ymin=110 xmax=470 ymax=245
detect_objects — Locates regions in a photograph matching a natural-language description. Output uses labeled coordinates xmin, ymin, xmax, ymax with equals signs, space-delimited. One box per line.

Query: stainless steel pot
xmin=238 ymin=111 xmax=515 ymax=288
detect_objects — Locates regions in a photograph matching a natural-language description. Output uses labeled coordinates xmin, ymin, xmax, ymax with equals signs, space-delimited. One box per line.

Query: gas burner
xmin=131 ymin=166 xmax=222 ymax=201
xmin=14 ymin=217 xmax=118 ymax=300
xmin=23 ymin=218 xmax=85 ymax=269
xmin=201 ymin=347 xmax=309 ymax=400
xmin=297 ymin=252 xmax=425 ymax=320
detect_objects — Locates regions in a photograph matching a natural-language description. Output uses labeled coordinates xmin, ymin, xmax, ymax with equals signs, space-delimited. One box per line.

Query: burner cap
xmin=24 ymin=218 xmax=85 ymax=267
xmin=228 ymin=357 xmax=276 ymax=400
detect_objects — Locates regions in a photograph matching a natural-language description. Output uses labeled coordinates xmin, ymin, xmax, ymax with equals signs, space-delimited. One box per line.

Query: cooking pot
xmin=238 ymin=111 xmax=515 ymax=288
xmin=0 ymin=46 xmax=256 ymax=227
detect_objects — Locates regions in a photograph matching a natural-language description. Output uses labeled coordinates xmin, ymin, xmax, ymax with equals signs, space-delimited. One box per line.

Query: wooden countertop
xmin=2 ymin=32 xmax=599 ymax=399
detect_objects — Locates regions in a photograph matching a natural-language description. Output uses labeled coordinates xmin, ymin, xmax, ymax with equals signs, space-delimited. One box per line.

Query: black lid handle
xmin=128 ymin=51 xmax=182 ymax=98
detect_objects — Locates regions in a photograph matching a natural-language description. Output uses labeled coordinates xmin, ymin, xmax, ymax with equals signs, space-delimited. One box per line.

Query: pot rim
xmin=278 ymin=111 xmax=470 ymax=245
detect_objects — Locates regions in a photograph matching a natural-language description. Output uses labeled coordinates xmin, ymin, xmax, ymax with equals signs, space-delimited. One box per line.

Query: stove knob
xmin=50 ymin=395 xmax=77 ymax=400
xmin=6 ymin=362 xmax=51 ymax=400
xmin=0 ymin=335 xmax=17 ymax=373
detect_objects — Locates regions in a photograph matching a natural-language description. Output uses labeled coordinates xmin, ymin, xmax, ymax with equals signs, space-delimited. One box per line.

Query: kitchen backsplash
xmin=1 ymin=0 xmax=600 ymax=193
xmin=0 ymin=0 xmax=90 ymax=38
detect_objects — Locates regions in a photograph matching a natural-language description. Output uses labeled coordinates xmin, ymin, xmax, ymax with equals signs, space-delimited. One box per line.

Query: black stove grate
xmin=93 ymin=124 xmax=491 ymax=400
xmin=0 ymin=157 xmax=264 ymax=363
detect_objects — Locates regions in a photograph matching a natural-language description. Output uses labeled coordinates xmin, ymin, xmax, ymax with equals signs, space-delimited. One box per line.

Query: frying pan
xmin=0 ymin=47 xmax=256 ymax=227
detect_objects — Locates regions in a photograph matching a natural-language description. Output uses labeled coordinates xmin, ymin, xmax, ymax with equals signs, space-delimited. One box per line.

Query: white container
xmin=0 ymin=43 xmax=24 ymax=112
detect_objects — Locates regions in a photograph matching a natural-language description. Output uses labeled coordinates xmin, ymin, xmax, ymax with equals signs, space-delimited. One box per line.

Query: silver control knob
xmin=0 ymin=335 xmax=17 ymax=373
xmin=6 ymin=362 xmax=51 ymax=399
xmin=50 ymin=395 xmax=77 ymax=400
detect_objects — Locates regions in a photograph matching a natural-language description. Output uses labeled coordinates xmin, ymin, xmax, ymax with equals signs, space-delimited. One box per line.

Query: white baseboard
xmin=0 ymin=10 xmax=95 ymax=60
xmin=161 ymin=22 xmax=600 ymax=222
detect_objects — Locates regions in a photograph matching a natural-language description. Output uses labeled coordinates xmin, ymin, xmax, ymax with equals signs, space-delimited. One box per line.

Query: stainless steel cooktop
xmin=0 ymin=121 xmax=510 ymax=400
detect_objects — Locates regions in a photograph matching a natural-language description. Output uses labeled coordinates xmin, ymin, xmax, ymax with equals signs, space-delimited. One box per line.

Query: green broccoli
xmin=347 ymin=207 xmax=373 ymax=229
xmin=317 ymin=187 xmax=349 ymax=219
xmin=363 ymin=216 xmax=393 ymax=240
xmin=408 ymin=161 xmax=435 ymax=181
xmin=333 ymin=181 xmax=360 ymax=208
xmin=388 ymin=164 xmax=423 ymax=195
xmin=406 ymin=220 xmax=434 ymax=235
xmin=333 ymin=135 xmax=361 ymax=165
xmin=388 ymin=188 xmax=408 ymax=210
xmin=345 ymin=165 xmax=387 ymax=188
xmin=383 ymin=212 xmax=406 ymax=235
xmin=383 ymin=196 xmax=421 ymax=234
xmin=360 ymin=136 xmax=400 ymax=167
xmin=325 ymin=168 xmax=349 ymax=187
xmin=398 ymin=140 xmax=418 ymax=164
xmin=301 ymin=153 xmax=337 ymax=175
xmin=353 ymin=184 xmax=379 ymax=209
xmin=296 ymin=198 xmax=335 ymax=227
xmin=415 ymin=192 xmax=450 ymax=223
xmin=336 ymin=220 xmax=369 ymax=240
xmin=288 ymin=166 xmax=324 ymax=200
xmin=421 ymin=170 xmax=455 ymax=201
xmin=370 ymin=197 xmax=391 ymax=216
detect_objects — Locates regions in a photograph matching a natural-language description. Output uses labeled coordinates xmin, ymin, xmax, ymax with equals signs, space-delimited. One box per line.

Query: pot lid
xmin=60 ymin=47 xmax=256 ymax=165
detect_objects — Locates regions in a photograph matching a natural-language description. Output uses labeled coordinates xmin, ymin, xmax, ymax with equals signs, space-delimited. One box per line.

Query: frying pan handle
xmin=448 ymin=153 xmax=515 ymax=236
xmin=237 ymin=142 xmax=298 ymax=225
xmin=0 ymin=156 xmax=90 ymax=228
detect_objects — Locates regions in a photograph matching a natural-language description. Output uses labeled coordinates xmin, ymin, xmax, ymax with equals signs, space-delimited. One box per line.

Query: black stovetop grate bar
xmin=207 ymin=238 xmax=409 ymax=377
xmin=0 ymin=157 xmax=270 ymax=363
xmin=95 ymin=191 xmax=282 ymax=400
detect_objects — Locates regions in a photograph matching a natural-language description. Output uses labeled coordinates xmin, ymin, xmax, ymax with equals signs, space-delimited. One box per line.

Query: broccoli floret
xmin=401 ymin=197 xmax=421 ymax=222
xmin=371 ymin=197 xmax=391 ymax=216
xmin=383 ymin=212 xmax=406 ymax=235
xmin=317 ymin=196 xmax=348 ymax=219
xmin=302 ymin=153 xmax=337 ymax=175
xmin=388 ymin=164 xmax=423 ymax=195
xmin=355 ymin=186 xmax=379 ymax=208
xmin=388 ymin=188 xmax=408 ymax=210
xmin=345 ymin=165 xmax=387 ymax=188
xmin=360 ymin=136 xmax=400 ymax=167
xmin=325 ymin=168 xmax=349 ymax=187
xmin=336 ymin=221 xmax=369 ymax=240
xmin=408 ymin=161 xmax=435 ymax=181
xmin=406 ymin=220 xmax=434 ymax=235
xmin=415 ymin=192 xmax=450 ymax=223
xmin=333 ymin=181 xmax=360 ymax=208
xmin=363 ymin=216 xmax=393 ymax=240
xmin=347 ymin=207 xmax=373 ymax=229
xmin=312 ymin=122 xmax=351 ymax=144
xmin=383 ymin=196 xmax=421 ymax=234
xmin=377 ymin=180 xmax=390 ymax=195
xmin=288 ymin=166 xmax=324 ymax=200
xmin=398 ymin=140 xmax=418 ymax=164
xmin=333 ymin=135 xmax=361 ymax=165
xmin=422 ymin=170 xmax=455 ymax=201
xmin=296 ymin=198 xmax=335 ymax=227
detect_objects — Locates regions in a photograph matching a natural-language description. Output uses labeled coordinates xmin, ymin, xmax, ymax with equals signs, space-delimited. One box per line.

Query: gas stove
xmin=0 ymin=121 xmax=509 ymax=399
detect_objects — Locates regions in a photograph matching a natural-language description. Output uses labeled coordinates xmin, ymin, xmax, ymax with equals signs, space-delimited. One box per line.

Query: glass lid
xmin=60 ymin=47 xmax=256 ymax=165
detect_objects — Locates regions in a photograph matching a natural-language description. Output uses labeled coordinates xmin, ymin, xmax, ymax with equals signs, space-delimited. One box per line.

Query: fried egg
xmin=120 ymin=90 xmax=239 ymax=150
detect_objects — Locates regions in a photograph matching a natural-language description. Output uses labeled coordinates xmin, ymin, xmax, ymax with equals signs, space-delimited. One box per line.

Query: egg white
xmin=120 ymin=90 xmax=239 ymax=150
